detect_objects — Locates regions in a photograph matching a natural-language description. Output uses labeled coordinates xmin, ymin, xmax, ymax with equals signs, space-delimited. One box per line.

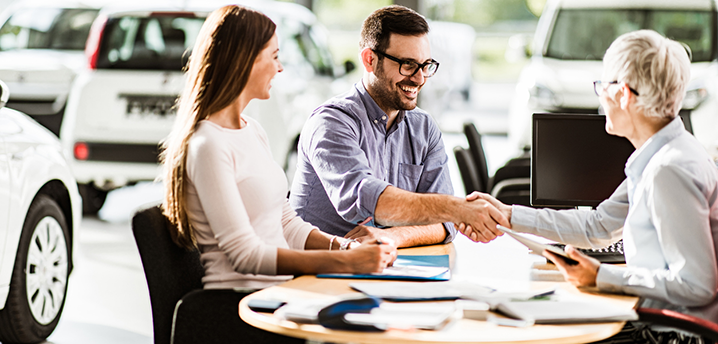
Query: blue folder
xmin=316 ymin=254 xmax=450 ymax=281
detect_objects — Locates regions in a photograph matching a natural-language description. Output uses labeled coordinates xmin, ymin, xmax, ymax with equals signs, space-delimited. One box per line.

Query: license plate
xmin=122 ymin=94 xmax=178 ymax=117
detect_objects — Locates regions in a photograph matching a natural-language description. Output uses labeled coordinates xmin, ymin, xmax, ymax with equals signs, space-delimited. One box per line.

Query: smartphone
xmin=247 ymin=299 xmax=287 ymax=313
xmin=496 ymin=225 xmax=578 ymax=265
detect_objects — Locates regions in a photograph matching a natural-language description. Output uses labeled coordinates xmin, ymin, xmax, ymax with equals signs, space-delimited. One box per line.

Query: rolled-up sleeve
xmin=416 ymin=121 xmax=457 ymax=243
xmin=303 ymin=108 xmax=390 ymax=224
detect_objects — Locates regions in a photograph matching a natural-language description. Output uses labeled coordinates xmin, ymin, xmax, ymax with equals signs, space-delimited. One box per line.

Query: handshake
xmin=451 ymin=191 xmax=512 ymax=243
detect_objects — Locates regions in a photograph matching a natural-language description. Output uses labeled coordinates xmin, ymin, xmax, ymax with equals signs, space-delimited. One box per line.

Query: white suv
xmin=62 ymin=0 xmax=351 ymax=213
xmin=0 ymin=0 xmax=110 ymax=137
xmin=508 ymin=0 xmax=718 ymax=161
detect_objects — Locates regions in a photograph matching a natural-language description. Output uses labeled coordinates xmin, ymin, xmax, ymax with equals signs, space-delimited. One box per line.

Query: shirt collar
xmin=356 ymin=81 xmax=405 ymax=128
xmin=625 ymin=115 xmax=685 ymax=179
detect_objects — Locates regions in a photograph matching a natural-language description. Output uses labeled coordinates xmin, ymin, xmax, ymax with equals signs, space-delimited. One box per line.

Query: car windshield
xmin=96 ymin=15 xmax=206 ymax=71
xmin=0 ymin=7 xmax=99 ymax=51
xmin=546 ymin=9 xmax=714 ymax=61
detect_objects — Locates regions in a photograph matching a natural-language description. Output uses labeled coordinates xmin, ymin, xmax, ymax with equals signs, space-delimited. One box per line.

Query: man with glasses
xmin=289 ymin=5 xmax=508 ymax=248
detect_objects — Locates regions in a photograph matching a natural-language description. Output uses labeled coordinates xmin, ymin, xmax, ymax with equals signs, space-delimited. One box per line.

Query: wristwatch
xmin=340 ymin=238 xmax=359 ymax=250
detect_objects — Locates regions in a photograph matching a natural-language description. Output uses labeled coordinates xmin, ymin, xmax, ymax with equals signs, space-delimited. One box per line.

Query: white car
xmin=508 ymin=0 xmax=718 ymax=161
xmin=62 ymin=0 xmax=352 ymax=213
xmin=0 ymin=80 xmax=81 ymax=343
xmin=0 ymin=0 xmax=111 ymax=137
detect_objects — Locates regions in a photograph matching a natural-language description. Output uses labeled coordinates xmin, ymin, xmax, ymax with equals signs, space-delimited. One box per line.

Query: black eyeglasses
xmin=593 ymin=80 xmax=640 ymax=96
xmin=372 ymin=49 xmax=439 ymax=78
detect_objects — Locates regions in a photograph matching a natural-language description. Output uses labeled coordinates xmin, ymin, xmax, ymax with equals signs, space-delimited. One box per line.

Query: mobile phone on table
xmin=496 ymin=225 xmax=578 ymax=265
xmin=247 ymin=299 xmax=286 ymax=313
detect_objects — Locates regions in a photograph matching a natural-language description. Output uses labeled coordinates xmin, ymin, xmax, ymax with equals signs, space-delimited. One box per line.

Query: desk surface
xmin=239 ymin=242 xmax=639 ymax=344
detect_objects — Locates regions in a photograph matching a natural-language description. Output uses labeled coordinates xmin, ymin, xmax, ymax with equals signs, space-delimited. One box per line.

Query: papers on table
xmin=275 ymin=298 xmax=336 ymax=323
xmin=377 ymin=265 xmax=448 ymax=278
xmin=493 ymin=300 xmax=638 ymax=324
xmin=350 ymin=281 xmax=495 ymax=301
xmin=343 ymin=302 xmax=456 ymax=330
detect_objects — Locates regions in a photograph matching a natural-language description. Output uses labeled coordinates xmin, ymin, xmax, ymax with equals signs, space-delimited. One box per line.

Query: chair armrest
xmin=637 ymin=307 xmax=718 ymax=342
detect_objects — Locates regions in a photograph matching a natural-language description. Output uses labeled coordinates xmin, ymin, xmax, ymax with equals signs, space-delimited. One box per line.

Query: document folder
xmin=317 ymin=254 xmax=450 ymax=281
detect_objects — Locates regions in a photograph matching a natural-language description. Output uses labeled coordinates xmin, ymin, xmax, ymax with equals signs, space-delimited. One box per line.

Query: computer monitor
xmin=531 ymin=113 xmax=635 ymax=208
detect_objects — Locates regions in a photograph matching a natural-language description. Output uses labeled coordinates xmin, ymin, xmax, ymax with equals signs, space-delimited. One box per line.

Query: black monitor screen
xmin=531 ymin=113 xmax=635 ymax=208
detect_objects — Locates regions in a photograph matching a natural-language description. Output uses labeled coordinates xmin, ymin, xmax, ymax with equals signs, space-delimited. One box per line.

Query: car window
xmin=276 ymin=17 xmax=334 ymax=77
xmin=546 ymin=9 xmax=714 ymax=62
xmin=0 ymin=8 xmax=99 ymax=51
xmin=95 ymin=15 xmax=206 ymax=71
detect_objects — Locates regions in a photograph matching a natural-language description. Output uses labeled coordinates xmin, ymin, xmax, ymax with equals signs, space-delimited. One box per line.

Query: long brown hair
xmin=160 ymin=5 xmax=276 ymax=249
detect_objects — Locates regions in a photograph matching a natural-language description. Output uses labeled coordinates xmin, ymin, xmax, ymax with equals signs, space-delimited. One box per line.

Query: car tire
xmin=0 ymin=195 xmax=71 ymax=344
xmin=78 ymin=183 xmax=107 ymax=215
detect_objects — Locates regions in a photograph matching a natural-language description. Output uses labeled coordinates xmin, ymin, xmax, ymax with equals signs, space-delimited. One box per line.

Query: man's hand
xmin=452 ymin=198 xmax=510 ymax=243
xmin=543 ymin=245 xmax=600 ymax=287
xmin=454 ymin=192 xmax=512 ymax=243
xmin=345 ymin=224 xmax=390 ymax=244
xmin=465 ymin=191 xmax=512 ymax=220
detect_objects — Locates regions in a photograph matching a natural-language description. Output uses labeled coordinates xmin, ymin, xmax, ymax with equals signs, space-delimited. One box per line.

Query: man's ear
xmin=360 ymin=47 xmax=376 ymax=73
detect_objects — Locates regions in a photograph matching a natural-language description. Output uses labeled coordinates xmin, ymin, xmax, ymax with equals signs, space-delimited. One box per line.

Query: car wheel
xmin=78 ymin=183 xmax=108 ymax=215
xmin=0 ymin=195 xmax=70 ymax=344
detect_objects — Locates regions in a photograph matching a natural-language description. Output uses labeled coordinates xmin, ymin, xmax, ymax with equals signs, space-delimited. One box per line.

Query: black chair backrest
xmin=132 ymin=204 xmax=204 ymax=344
xmin=463 ymin=122 xmax=489 ymax=193
xmin=454 ymin=146 xmax=482 ymax=194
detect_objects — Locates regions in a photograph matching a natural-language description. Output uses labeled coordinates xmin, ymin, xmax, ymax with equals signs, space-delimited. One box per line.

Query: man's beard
xmin=370 ymin=61 xmax=421 ymax=112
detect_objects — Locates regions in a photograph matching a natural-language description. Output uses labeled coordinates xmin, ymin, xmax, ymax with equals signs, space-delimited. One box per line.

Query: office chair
xmin=462 ymin=122 xmax=532 ymax=205
xmin=132 ymin=204 xmax=302 ymax=344
xmin=454 ymin=146 xmax=482 ymax=194
xmin=463 ymin=122 xmax=490 ymax=193
xmin=490 ymin=155 xmax=531 ymax=207
xmin=637 ymin=307 xmax=718 ymax=342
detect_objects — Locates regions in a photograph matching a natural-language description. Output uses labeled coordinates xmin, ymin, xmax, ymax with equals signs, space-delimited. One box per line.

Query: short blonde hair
xmin=602 ymin=30 xmax=691 ymax=119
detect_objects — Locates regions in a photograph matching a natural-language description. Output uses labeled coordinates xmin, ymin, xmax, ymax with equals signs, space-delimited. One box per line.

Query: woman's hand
xmin=346 ymin=237 xmax=397 ymax=273
xmin=543 ymin=245 xmax=600 ymax=287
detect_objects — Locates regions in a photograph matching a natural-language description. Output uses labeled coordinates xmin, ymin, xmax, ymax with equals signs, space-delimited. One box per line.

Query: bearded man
xmin=289 ymin=5 xmax=508 ymax=248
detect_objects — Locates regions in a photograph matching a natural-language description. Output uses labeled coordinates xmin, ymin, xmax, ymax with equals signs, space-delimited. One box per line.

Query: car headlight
xmin=682 ymin=87 xmax=708 ymax=110
xmin=529 ymin=84 xmax=561 ymax=109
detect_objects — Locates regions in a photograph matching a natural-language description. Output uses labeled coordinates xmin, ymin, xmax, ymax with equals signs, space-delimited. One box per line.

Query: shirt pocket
xmin=398 ymin=163 xmax=424 ymax=192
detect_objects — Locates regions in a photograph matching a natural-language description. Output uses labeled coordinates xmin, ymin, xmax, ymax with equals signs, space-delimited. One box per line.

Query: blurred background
xmin=8 ymin=0 xmax=707 ymax=343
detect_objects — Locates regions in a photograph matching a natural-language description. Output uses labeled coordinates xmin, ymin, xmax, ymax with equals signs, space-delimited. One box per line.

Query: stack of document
xmin=343 ymin=302 xmax=457 ymax=330
xmin=492 ymin=300 xmax=638 ymax=324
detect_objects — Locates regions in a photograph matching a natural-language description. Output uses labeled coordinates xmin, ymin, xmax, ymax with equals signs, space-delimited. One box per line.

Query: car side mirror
xmin=0 ymin=80 xmax=8 ymax=108
xmin=344 ymin=60 xmax=356 ymax=75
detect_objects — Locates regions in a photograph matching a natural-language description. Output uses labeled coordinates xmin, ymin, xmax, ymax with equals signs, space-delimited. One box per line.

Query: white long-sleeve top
xmin=185 ymin=118 xmax=315 ymax=289
xmin=511 ymin=117 xmax=718 ymax=322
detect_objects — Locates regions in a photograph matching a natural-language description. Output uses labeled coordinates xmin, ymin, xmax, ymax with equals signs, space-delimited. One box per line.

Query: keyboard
xmin=551 ymin=240 xmax=625 ymax=264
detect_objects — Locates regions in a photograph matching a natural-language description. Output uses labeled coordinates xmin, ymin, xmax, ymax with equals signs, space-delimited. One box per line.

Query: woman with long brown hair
xmin=161 ymin=3 xmax=395 ymax=304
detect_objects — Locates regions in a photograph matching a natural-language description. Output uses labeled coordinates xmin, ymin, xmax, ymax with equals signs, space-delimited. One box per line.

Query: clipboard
xmin=317 ymin=254 xmax=450 ymax=281
xmin=496 ymin=225 xmax=578 ymax=265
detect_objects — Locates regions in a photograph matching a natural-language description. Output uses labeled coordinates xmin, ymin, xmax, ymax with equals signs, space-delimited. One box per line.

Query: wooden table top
xmin=239 ymin=242 xmax=639 ymax=344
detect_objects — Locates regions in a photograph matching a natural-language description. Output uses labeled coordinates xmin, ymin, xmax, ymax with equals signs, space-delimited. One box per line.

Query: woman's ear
xmin=619 ymin=83 xmax=632 ymax=109
xmin=360 ymin=47 xmax=375 ymax=73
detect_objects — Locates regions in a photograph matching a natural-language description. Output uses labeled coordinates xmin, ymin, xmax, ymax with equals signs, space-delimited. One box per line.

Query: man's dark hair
xmin=360 ymin=5 xmax=429 ymax=52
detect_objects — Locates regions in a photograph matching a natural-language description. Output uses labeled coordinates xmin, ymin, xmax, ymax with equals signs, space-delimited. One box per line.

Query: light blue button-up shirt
xmin=512 ymin=116 xmax=718 ymax=323
xmin=289 ymin=82 xmax=457 ymax=241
